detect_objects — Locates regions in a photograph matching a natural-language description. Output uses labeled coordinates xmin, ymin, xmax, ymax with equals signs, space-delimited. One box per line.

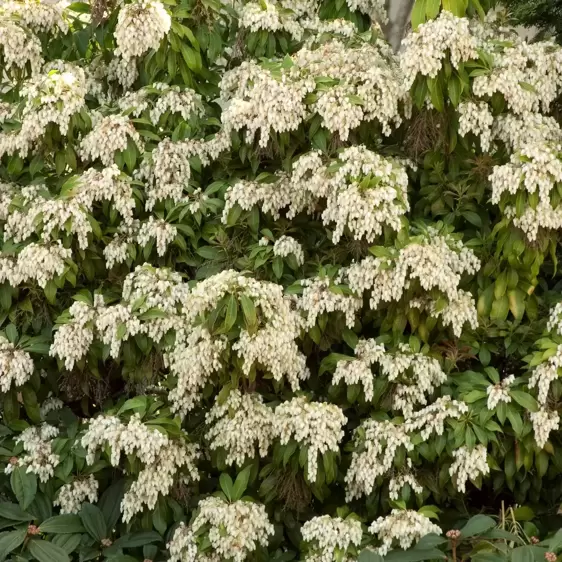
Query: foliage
xmin=1 ymin=0 xmax=562 ymax=561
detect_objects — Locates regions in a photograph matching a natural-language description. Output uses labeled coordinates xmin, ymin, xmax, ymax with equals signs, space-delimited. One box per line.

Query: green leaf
xmin=51 ymin=533 xmax=82 ymax=554
xmin=10 ymin=467 xmax=37 ymax=510
xmin=240 ymin=295 xmax=257 ymax=330
xmin=0 ymin=528 xmax=26 ymax=562
xmin=98 ymin=480 xmax=125 ymax=531
xmin=112 ymin=531 xmax=162 ymax=548
xmin=358 ymin=549 xmax=384 ymax=562
xmin=384 ymin=548 xmax=446 ymax=562
xmin=448 ymin=75 xmax=462 ymax=107
xmin=512 ymin=506 xmax=535 ymax=522
xmin=68 ymin=2 xmax=91 ymax=12
xmin=459 ymin=514 xmax=496 ymax=537
xmin=510 ymin=546 xmax=534 ymax=562
xmin=425 ymin=0 xmax=441 ymax=19
xmin=28 ymin=539 xmax=70 ymax=562
xmin=411 ymin=0 xmax=428 ymax=29
xmin=510 ymin=391 xmax=539 ymax=413
xmin=80 ymin=504 xmax=107 ymax=542
xmin=0 ymin=503 xmax=33 ymax=521
xmin=219 ymin=473 xmax=234 ymax=501
xmin=507 ymin=289 xmax=525 ymax=321
xmin=232 ymin=465 xmax=252 ymax=501
xmin=427 ymin=77 xmax=444 ymax=112
xmin=224 ymin=294 xmax=238 ymax=332
xmin=39 ymin=514 xmax=85 ymax=534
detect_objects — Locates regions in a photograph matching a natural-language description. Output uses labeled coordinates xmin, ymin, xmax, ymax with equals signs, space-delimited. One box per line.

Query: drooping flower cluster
xmin=345 ymin=419 xmax=413 ymax=501
xmin=299 ymin=275 xmax=363 ymax=329
xmin=346 ymin=227 xmax=479 ymax=335
xmin=486 ymin=375 xmax=515 ymax=410
xmin=0 ymin=336 xmax=34 ymax=392
xmin=5 ymin=424 xmax=60 ymax=483
xmin=273 ymin=235 xmax=305 ymax=266
xmin=81 ymin=414 xmax=199 ymax=522
xmin=114 ymin=0 xmax=171 ymax=61
xmin=332 ymin=339 xmax=385 ymax=401
xmin=405 ymin=396 xmax=469 ymax=439
xmin=80 ymin=113 xmax=144 ymax=166
xmin=0 ymin=65 xmax=87 ymax=158
xmin=449 ymin=445 xmax=490 ymax=493
xmin=0 ymin=241 xmax=72 ymax=288
xmin=206 ymin=390 xmax=276 ymax=466
xmin=369 ymin=510 xmax=442 ymax=555
xmin=225 ymin=146 xmax=409 ymax=244
xmin=376 ymin=343 xmax=447 ymax=415
xmin=301 ymin=515 xmax=363 ymax=562
xmin=400 ymin=11 xmax=478 ymax=88
xmin=389 ymin=460 xmax=423 ymax=501
xmin=167 ymin=498 xmax=274 ymax=562
xmin=530 ymin=409 xmax=560 ymax=449
xmin=275 ymin=397 xmax=346 ymax=482
xmin=54 ymin=475 xmax=99 ymax=514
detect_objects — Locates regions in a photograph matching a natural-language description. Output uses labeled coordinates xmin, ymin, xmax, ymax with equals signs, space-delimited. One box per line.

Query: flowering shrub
xmin=1 ymin=0 xmax=562 ymax=561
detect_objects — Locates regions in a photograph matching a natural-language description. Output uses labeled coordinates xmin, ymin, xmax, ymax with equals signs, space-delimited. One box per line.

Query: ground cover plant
xmin=1 ymin=0 xmax=562 ymax=561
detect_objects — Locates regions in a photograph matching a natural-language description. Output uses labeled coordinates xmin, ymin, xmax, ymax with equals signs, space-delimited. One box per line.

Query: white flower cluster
xmin=316 ymin=146 xmax=409 ymax=243
xmin=206 ymin=390 xmax=276 ymax=466
xmin=149 ymin=84 xmax=204 ymax=123
xmin=6 ymin=192 xmax=93 ymax=250
xmin=2 ymin=0 xmax=69 ymax=34
xmin=137 ymin=216 xmax=178 ymax=256
xmin=530 ymin=409 xmax=560 ymax=449
xmin=473 ymin=40 xmax=562 ymax=116
xmin=223 ymin=152 xmax=318 ymax=222
xmin=332 ymin=339 xmax=385 ymax=402
xmin=81 ymin=414 xmax=199 ymax=522
xmin=5 ymin=424 xmax=60 ymax=483
xmin=400 ymin=11 xmax=478 ymax=88
xmin=486 ymin=375 xmax=514 ymax=410
xmin=299 ymin=276 xmax=363 ymax=329
xmin=273 ymin=235 xmax=305 ymax=266
xmin=168 ymin=497 xmax=274 ymax=562
xmin=346 ymin=0 xmax=387 ymax=22
xmin=226 ymin=146 xmax=409 ymax=244
xmin=376 ymin=343 xmax=447 ymax=415
xmin=54 ymin=475 xmax=99 ymax=514
xmin=405 ymin=396 xmax=468 ymax=440
xmin=115 ymin=0 xmax=171 ymax=60
xmin=0 ymin=242 xmax=72 ymax=288
xmin=40 ymin=395 xmax=64 ymax=419
xmin=449 ymin=445 xmax=490 ymax=493
xmin=138 ymin=130 xmax=230 ymax=210
xmin=80 ymin=114 xmax=144 ymax=166
xmin=50 ymin=297 xmax=101 ymax=370
xmin=220 ymin=60 xmax=315 ymax=148
xmin=345 ymin=419 xmax=412 ymax=501
xmin=0 ymin=335 xmax=34 ymax=392
xmin=296 ymin=39 xmax=408 ymax=138
xmin=0 ymin=65 xmax=86 ymax=158
xmin=275 ymin=396 xmax=346 ymax=482
xmin=458 ymin=101 xmax=494 ymax=152
xmin=165 ymin=326 xmax=227 ymax=417
xmin=369 ymin=510 xmax=441 ymax=556
xmin=239 ymin=1 xmax=304 ymax=41
xmin=489 ymin=129 xmax=562 ymax=241
xmin=0 ymin=15 xmax=43 ymax=77
xmin=301 ymin=515 xmax=362 ymax=562
xmin=389 ymin=460 xmax=423 ymax=500
xmin=346 ymin=228 xmax=479 ymax=332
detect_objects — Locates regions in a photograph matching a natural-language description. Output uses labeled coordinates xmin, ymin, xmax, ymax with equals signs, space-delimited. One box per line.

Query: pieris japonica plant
xmin=1 ymin=0 xmax=562 ymax=561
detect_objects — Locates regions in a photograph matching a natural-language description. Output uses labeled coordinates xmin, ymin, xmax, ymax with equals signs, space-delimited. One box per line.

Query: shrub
xmin=1 ymin=0 xmax=562 ymax=561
